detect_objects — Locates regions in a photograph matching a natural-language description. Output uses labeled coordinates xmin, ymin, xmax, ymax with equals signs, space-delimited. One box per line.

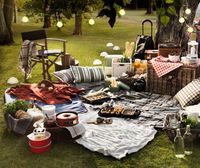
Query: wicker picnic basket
xmin=147 ymin=62 xmax=200 ymax=95
xmin=163 ymin=113 xmax=200 ymax=142
xmin=158 ymin=43 xmax=181 ymax=57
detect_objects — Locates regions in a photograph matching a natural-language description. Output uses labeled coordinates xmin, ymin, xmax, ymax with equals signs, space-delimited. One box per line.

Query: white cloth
xmin=76 ymin=105 xmax=157 ymax=159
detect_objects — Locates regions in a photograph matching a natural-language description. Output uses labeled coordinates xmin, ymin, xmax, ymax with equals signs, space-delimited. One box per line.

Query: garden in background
xmin=1 ymin=2 xmax=200 ymax=167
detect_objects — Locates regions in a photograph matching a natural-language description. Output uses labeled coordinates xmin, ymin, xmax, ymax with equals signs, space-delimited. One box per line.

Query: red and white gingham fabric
xmin=151 ymin=60 xmax=183 ymax=78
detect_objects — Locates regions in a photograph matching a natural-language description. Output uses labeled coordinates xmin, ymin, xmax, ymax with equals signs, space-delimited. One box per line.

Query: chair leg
xmin=46 ymin=60 xmax=51 ymax=81
xmin=42 ymin=59 xmax=46 ymax=80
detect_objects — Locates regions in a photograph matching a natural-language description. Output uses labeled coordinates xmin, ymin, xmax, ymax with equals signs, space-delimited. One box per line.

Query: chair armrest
xmin=35 ymin=42 xmax=45 ymax=47
xmin=46 ymin=38 xmax=66 ymax=43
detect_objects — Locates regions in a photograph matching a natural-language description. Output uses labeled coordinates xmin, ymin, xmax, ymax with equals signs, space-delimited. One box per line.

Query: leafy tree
xmin=0 ymin=0 xmax=14 ymax=44
xmin=23 ymin=0 xmax=102 ymax=34
xmin=99 ymin=0 xmax=200 ymax=51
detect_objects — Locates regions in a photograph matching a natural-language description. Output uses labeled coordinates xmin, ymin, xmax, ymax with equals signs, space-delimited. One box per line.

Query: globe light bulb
xmin=21 ymin=16 xmax=29 ymax=23
xmin=88 ymin=19 xmax=95 ymax=25
xmin=179 ymin=17 xmax=185 ymax=23
xmin=185 ymin=8 xmax=191 ymax=15
xmin=56 ymin=21 xmax=63 ymax=28
xmin=119 ymin=9 xmax=126 ymax=16
xmin=187 ymin=26 xmax=194 ymax=33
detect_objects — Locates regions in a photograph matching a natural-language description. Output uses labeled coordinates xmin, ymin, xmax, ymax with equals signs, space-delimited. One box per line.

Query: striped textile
xmin=70 ymin=66 xmax=105 ymax=83
xmin=19 ymin=40 xmax=37 ymax=79
xmin=174 ymin=78 xmax=200 ymax=108
xmin=53 ymin=69 xmax=74 ymax=83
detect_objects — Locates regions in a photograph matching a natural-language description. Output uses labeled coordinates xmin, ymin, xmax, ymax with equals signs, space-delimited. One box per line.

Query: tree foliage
xmin=98 ymin=0 xmax=131 ymax=27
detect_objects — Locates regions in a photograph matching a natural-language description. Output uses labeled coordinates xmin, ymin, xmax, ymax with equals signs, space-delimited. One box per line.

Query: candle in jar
xmin=190 ymin=46 xmax=195 ymax=55
xmin=42 ymin=105 xmax=56 ymax=119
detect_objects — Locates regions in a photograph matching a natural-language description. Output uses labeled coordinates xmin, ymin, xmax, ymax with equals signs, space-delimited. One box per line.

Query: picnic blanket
xmin=76 ymin=91 xmax=181 ymax=159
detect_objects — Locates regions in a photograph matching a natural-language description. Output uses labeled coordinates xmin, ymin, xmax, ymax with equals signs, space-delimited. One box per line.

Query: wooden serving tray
xmin=82 ymin=92 xmax=110 ymax=104
xmin=98 ymin=106 xmax=141 ymax=119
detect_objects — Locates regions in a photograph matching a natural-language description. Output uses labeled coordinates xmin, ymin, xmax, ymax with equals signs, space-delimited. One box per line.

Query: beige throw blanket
xmin=19 ymin=40 xmax=37 ymax=79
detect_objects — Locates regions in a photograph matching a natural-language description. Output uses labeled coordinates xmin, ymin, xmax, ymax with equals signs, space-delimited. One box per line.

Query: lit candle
xmin=190 ymin=46 xmax=195 ymax=55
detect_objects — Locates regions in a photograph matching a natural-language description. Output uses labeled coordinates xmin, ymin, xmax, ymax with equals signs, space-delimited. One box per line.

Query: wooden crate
xmin=147 ymin=62 xmax=200 ymax=95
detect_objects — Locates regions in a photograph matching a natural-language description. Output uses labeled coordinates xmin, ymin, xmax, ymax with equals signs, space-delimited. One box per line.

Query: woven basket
xmin=163 ymin=114 xmax=200 ymax=142
xmin=147 ymin=62 xmax=200 ymax=95
xmin=158 ymin=43 xmax=181 ymax=57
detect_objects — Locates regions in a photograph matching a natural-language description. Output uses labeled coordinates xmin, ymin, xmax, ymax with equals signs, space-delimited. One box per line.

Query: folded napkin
xmin=151 ymin=57 xmax=183 ymax=77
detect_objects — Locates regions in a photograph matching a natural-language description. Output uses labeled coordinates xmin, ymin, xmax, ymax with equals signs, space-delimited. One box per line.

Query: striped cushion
xmin=53 ymin=69 xmax=74 ymax=83
xmin=174 ymin=78 xmax=200 ymax=108
xmin=70 ymin=66 xmax=105 ymax=83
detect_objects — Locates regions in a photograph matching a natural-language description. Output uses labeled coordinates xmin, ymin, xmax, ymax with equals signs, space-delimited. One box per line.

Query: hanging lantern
xmin=188 ymin=41 xmax=198 ymax=64
xmin=21 ymin=16 xmax=29 ymax=23
xmin=88 ymin=19 xmax=95 ymax=25
xmin=56 ymin=21 xmax=63 ymax=28
xmin=119 ymin=9 xmax=126 ymax=16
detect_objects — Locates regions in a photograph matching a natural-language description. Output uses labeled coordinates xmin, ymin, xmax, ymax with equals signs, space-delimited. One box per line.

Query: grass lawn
xmin=0 ymin=10 xmax=200 ymax=168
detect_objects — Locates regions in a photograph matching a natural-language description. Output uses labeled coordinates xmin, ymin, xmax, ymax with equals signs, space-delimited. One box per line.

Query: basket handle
xmin=142 ymin=19 xmax=153 ymax=37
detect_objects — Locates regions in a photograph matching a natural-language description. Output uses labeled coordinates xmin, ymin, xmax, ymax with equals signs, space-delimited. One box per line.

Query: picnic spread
xmin=4 ymin=24 xmax=200 ymax=160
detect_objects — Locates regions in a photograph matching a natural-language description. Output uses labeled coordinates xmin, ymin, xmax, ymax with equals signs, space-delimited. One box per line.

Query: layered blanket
xmin=76 ymin=91 xmax=181 ymax=159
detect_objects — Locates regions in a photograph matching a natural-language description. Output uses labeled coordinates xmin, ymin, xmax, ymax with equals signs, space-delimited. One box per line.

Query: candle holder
xmin=187 ymin=41 xmax=198 ymax=64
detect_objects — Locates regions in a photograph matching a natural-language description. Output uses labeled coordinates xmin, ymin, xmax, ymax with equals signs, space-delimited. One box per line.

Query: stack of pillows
xmin=54 ymin=66 xmax=105 ymax=84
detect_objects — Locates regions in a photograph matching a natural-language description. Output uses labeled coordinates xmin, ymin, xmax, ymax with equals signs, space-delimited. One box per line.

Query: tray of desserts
xmin=98 ymin=105 xmax=141 ymax=119
xmin=82 ymin=91 xmax=110 ymax=104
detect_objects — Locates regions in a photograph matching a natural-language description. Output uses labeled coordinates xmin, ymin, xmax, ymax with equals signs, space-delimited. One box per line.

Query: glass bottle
xmin=183 ymin=125 xmax=193 ymax=155
xmin=174 ymin=128 xmax=185 ymax=158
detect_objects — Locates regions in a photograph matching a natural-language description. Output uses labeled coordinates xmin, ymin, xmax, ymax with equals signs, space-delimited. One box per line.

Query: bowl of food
xmin=168 ymin=54 xmax=180 ymax=62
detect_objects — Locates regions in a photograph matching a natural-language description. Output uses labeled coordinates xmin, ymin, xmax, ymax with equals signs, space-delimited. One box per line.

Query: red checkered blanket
xmin=151 ymin=58 xmax=183 ymax=77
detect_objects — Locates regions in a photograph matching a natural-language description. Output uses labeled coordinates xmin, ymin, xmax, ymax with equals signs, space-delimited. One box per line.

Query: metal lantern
xmin=188 ymin=41 xmax=198 ymax=58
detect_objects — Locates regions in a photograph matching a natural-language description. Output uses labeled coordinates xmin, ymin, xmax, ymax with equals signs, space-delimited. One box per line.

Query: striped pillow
xmin=174 ymin=78 xmax=200 ymax=108
xmin=70 ymin=66 xmax=105 ymax=83
xmin=53 ymin=69 xmax=74 ymax=83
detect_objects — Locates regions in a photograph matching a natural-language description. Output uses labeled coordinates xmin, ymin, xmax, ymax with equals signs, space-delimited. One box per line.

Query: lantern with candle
xmin=187 ymin=41 xmax=198 ymax=64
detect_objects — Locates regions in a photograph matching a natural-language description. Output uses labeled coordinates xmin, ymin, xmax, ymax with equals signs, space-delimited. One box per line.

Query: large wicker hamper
xmin=147 ymin=62 xmax=200 ymax=95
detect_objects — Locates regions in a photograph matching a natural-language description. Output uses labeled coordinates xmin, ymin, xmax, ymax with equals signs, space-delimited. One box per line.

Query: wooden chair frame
xmin=21 ymin=29 xmax=66 ymax=82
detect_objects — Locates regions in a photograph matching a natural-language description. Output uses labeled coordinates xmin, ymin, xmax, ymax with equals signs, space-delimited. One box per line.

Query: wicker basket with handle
xmin=147 ymin=62 xmax=200 ymax=95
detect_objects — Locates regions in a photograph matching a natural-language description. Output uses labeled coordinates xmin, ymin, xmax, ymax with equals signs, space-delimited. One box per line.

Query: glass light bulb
xmin=185 ymin=8 xmax=191 ymax=15
xmin=179 ymin=17 xmax=185 ymax=23
xmin=119 ymin=9 xmax=126 ymax=16
xmin=21 ymin=16 xmax=29 ymax=23
xmin=56 ymin=21 xmax=63 ymax=28
xmin=187 ymin=26 xmax=194 ymax=33
xmin=88 ymin=19 xmax=95 ymax=25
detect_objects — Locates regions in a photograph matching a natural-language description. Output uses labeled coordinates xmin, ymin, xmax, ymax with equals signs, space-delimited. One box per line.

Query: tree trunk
xmin=146 ymin=0 xmax=153 ymax=14
xmin=43 ymin=0 xmax=51 ymax=28
xmin=155 ymin=0 xmax=200 ymax=53
xmin=73 ymin=13 xmax=82 ymax=35
xmin=13 ymin=0 xmax=17 ymax=23
xmin=0 ymin=0 xmax=14 ymax=45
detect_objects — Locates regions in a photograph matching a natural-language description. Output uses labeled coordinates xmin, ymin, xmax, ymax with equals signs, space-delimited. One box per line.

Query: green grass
xmin=0 ymin=10 xmax=200 ymax=168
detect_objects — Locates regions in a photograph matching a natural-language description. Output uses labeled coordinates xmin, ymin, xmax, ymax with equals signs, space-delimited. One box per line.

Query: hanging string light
xmin=119 ymin=9 xmax=126 ymax=16
xmin=56 ymin=21 xmax=63 ymax=28
xmin=187 ymin=26 xmax=194 ymax=33
xmin=88 ymin=19 xmax=95 ymax=25
xmin=185 ymin=8 xmax=191 ymax=15
xmin=21 ymin=16 xmax=29 ymax=23
xmin=179 ymin=17 xmax=185 ymax=23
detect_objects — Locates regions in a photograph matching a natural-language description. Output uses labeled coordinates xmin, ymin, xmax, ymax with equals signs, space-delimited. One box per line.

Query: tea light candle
xmin=42 ymin=105 xmax=56 ymax=119
xmin=190 ymin=46 xmax=195 ymax=55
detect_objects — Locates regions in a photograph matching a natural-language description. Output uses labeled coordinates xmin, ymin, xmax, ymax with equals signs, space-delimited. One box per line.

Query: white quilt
xmin=76 ymin=105 xmax=157 ymax=159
